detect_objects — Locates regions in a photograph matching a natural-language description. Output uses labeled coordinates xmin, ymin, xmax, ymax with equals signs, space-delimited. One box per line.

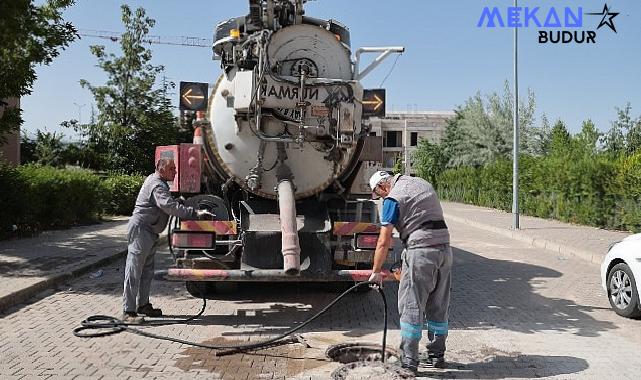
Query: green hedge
xmin=0 ymin=165 xmax=144 ymax=239
xmin=101 ymin=174 xmax=145 ymax=215
xmin=436 ymin=153 xmax=641 ymax=232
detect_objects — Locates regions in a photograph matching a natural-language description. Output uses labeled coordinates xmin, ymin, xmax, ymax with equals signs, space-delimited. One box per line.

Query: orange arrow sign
xmin=182 ymin=88 xmax=205 ymax=105
xmin=363 ymin=94 xmax=383 ymax=111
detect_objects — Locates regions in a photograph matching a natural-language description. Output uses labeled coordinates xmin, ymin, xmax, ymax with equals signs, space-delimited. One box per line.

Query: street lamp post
xmin=512 ymin=0 xmax=520 ymax=229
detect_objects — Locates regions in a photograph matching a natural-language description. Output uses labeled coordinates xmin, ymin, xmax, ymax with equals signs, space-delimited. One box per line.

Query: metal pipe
xmin=278 ymin=179 xmax=301 ymax=275
xmin=353 ymin=46 xmax=405 ymax=80
xmin=156 ymin=268 xmax=394 ymax=282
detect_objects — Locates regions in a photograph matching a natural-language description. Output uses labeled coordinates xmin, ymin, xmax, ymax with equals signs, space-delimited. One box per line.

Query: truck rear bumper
xmin=154 ymin=268 xmax=393 ymax=282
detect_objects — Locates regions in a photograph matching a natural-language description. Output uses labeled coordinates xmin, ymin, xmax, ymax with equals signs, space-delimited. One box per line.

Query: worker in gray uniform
xmin=122 ymin=158 xmax=212 ymax=323
xmin=368 ymin=171 xmax=452 ymax=374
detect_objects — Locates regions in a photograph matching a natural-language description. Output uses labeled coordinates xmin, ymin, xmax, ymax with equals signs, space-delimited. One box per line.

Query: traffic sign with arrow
xmin=362 ymin=89 xmax=386 ymax=118
xmin=179 ymin=82 xmax=209 ymax=111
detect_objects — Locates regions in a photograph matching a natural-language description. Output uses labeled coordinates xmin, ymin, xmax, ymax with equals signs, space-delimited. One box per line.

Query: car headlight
xmin=607 ymin=241 xmax=621 ymax=252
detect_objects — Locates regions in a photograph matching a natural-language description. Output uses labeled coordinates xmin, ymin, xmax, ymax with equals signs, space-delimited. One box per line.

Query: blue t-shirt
xmin=381 ymin=198 xmax=399 ymax=226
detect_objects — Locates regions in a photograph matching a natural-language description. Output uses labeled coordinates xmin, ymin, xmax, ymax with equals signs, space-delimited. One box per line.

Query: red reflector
xmin=172 ymin=232 xmax=214 ymax=248
xmin=356 ymin=234 xmax=378 ymax=249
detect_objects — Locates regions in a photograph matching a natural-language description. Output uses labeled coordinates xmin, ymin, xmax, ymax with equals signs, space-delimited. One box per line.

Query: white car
xmin=601 ymin=234 xmax=641 ymax=318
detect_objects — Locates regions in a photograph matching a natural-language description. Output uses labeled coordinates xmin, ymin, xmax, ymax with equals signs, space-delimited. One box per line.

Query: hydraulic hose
xmin=73 ymin=281 xmax=388 ymax=362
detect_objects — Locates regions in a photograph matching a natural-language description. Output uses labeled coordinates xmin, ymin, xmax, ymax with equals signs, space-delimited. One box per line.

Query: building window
xmin=384 ymin=131 xmax=402 ymax=147
xmin=410 ymin=132 xmax=418 ymax=146
xmin=369 ymin=131 xmax=377 ymax=136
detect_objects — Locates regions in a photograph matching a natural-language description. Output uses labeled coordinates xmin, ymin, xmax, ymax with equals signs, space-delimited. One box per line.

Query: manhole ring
xmin=331 ymin=361 xmax=415 ymax=380
xmin=326 ymin=342 xmax=401 ymax=364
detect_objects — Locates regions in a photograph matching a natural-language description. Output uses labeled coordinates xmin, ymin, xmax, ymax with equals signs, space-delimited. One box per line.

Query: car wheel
xmin=607 ymin=263 xmax=641 ymax=318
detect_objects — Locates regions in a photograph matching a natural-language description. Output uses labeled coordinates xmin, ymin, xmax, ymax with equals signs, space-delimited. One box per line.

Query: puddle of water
xmin=174 ymin=336 xmax=330 ymax=378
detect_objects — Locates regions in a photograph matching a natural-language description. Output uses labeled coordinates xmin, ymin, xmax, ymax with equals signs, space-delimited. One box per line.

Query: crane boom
xmin=78 ymin=29 xmax=211 ymax=48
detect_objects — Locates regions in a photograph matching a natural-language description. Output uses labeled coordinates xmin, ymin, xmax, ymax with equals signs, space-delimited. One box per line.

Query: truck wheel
xmin=186 ymin=281 xmax=239 ymax=299
xmin=186 ymin=281 xmax=211 ymax=298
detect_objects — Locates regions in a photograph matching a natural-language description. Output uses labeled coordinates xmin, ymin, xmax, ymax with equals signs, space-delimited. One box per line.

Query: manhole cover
xmin=331 ymin=361 xmax=415 ymax=380
xmin=326 ymin=342 xmax=400 ymax=364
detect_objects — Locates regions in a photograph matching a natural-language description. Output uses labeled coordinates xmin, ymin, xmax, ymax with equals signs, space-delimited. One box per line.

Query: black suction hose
xmin=73 ymin=281 xmax=389 ymax=361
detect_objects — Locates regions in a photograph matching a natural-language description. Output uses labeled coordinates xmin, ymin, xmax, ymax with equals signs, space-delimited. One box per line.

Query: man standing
xmin=122 ymin=158 xmax=211 ymax=322
xmin=367 ymin=171 xmax=452 ymax=374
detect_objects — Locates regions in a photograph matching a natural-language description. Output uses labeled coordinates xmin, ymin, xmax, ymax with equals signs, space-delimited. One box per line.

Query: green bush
xmin=18 ymin=165 xmax=104 ymax=230
xmin=434 ymin=153 xmax=641 ymax=232
xmin=0 ymin=165 xmax=146 ymax=239
xmin=102 ymin=173 xmax=145 ymax=215
xmin=0 ymin=162 xmax=27 ymax=238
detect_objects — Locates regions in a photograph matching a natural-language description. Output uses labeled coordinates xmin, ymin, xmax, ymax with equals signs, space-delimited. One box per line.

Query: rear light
xmin=356 ymin=233 xmax=379 ymax=250
xmin=172 ymin=231 xmax=215 ymax=249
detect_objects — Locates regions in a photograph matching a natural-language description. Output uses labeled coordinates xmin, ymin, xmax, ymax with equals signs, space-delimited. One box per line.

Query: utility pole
xmin=512 ymin=0 xmax=520 ymax=229
xmin=73 ymin=102 xmax=86 ymax=125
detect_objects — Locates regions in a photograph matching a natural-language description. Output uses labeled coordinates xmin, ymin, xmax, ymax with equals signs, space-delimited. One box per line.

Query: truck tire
xmin=186 ymin=281 xmax=238 ymax=299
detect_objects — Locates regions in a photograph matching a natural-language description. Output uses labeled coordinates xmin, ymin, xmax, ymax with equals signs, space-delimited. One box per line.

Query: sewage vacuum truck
xmin=154 ymin=0 xmax=403 ymax=297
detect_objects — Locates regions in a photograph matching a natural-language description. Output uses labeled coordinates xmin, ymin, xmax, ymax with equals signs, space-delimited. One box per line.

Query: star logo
xmin=586 ymin=3 xmax=619 ymax=33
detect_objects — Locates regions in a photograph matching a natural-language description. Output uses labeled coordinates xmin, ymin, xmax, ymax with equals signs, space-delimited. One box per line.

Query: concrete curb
xmin=0 ymin=237 xmax=167 ymax=313
xmin=443 ymin=213 xmax=603 ymax=266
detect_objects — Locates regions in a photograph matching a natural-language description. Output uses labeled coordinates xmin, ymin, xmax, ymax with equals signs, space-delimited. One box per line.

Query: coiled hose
xmin=73 ymin=281 xmax=389 ymax=361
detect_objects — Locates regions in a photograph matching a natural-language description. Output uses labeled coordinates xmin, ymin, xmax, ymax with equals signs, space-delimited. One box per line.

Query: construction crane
xmin=78 ymin=29 xmax=211 ymax=48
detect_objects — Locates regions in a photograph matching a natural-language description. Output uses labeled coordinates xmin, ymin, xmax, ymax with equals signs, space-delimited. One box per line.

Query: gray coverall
xmin=386 ymin=174 xmax=452 ymax=366
xmin=122 ymin=172 xmax=197 ymax=313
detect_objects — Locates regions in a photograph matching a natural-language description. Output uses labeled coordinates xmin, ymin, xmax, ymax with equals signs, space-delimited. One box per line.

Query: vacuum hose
xmin=73 ymin=281 xmax=388 ymax=361
xmin=277 ymin=179 xmax=301 ymax=275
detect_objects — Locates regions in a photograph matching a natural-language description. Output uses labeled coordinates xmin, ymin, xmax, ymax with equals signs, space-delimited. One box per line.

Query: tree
xmin=74 ymin=5 xmax=177 ymax=173
xmin=443 ymin=81 xmax=536 ymax=167
xmin=33 ymin=129 xmax=65 ymax=166
xmin=392 ymin=156 xmax=404 ymax=175
xmin=20 ymin=132 xmax=36 ymax=164
xmin=573 ymin=119 xmax=600 ymax=157
xmin=0 ymin=0 xmax=77 ymax=143
xmin=527 ymin=113 xmax=552 ymax=156
xmin=412 ymin=139 xmax=447 ymax=187
xmin=548 ymin=120 xmax=571 ymax=157
xmin=602 ymin=103 xmax=632 ymax=156
xmin=617 ymin=103 xmax=641 ymax=154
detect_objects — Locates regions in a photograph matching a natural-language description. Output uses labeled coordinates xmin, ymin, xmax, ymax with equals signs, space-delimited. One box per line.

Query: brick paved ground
xmin=2 ymin=218 xmax=641 ymax=379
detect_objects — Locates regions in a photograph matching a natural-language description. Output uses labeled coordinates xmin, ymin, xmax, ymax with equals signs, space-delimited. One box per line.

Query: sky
xmin=22 ymin=0 xmax=641 ymax=140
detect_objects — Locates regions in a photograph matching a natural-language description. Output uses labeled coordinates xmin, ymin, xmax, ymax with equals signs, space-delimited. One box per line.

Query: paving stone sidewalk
xmin=442 ymin=201 xmax=630 ymax=265
xmin=0 ymin=217 xmax=129 ymax=312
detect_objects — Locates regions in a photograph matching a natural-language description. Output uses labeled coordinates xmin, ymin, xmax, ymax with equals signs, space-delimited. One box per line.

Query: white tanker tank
xmin=158 ymin=0 xmax=403 ymax=294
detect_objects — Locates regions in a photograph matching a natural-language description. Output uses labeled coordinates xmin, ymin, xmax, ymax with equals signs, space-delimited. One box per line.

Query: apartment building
xmin=350 ymin=110 xmax=455 ymax=194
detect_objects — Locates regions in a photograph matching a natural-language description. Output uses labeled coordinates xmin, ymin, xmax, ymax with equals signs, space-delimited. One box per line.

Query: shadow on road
xmin=449 ymin=247 xmax=616 ymax=338
xmin=419 ymin=354 xmax=589 ymax=379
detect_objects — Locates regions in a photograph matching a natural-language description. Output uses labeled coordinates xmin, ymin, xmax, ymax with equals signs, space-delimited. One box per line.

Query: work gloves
xmin=368 ymin=271 xmax=384 ymax=288
xmin=196 ymin=209 xmax=215 ymax=219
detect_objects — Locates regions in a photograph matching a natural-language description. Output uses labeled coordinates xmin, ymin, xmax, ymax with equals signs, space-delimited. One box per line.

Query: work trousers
xmin=398 ymin=244 xmax=452 ymax=365
xmin=122 ymin=222 xmax=160 ymax=313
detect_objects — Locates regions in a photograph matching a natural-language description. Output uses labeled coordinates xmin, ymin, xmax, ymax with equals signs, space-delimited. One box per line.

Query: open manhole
xmin=331 ymin=361 xmax=415 ymax=379
xmin=326 ymin=342 xmax=401 ymax=364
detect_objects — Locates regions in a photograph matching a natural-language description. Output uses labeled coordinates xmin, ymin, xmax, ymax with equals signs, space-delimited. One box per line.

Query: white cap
xmin=369 ymin=170 xmax=391 ymax=192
